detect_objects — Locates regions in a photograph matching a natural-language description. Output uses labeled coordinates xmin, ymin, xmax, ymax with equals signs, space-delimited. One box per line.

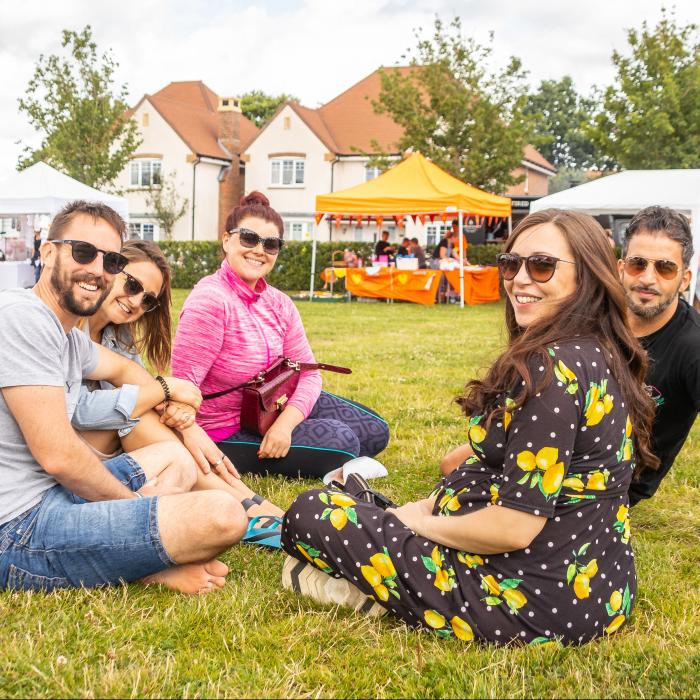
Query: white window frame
xmin=130 ymin=158 xmax=162 ymax=188
xmin=270 ymin=157 xmax=305 ymax=187
xmin=425 ymin=223 xmax=449 ymax=248
xmin=365 ymin=165 xmax=381 ymax=181
xmin=128 ymin=221 xmax=159 ymax=242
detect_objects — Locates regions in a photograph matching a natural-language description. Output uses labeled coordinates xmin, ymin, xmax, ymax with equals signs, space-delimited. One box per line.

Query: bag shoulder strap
xmin=202 ymin=359 xmax=351 ymax=401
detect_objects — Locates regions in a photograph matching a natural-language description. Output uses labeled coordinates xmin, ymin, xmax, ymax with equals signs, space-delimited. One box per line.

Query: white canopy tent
xmin=530 ymin=169 xmax=700 ymax=300
xmin=0 ymin=162 xmax=129 ymax=220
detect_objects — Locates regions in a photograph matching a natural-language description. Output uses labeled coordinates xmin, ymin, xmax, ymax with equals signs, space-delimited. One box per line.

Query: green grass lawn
xmin=1 ymin=296 xmax=699 ymax=698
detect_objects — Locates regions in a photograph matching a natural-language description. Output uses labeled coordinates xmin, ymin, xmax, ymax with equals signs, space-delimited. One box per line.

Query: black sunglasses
xmin=497 ymin=252 xmax=576 ymax=283
xmin=623 ymin=256 xmax=680 ymax=280
xmin=51 ymin=239 xmax=128 ymax=275
xmin=122 ymin=272 xmax=160 ymax=313
xmin=228 ymin=227 xmax=284 ymax=254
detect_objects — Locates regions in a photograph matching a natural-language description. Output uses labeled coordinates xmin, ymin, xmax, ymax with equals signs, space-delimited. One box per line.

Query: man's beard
xmin=626 ymin=281 xmax=681 ymax=320
xmin=50 ymin=256 xmax=110 ymax=317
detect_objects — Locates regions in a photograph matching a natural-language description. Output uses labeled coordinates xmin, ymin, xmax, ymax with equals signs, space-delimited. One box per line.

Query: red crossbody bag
xmin=202 ymin=357 xmax=351 ymax=436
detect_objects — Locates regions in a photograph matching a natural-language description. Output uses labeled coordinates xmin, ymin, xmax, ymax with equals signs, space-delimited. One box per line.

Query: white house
xmin=243 ymin=68 xmax=556 ymax=248
xmin=116 ymin=81 xmax=258 ymax=241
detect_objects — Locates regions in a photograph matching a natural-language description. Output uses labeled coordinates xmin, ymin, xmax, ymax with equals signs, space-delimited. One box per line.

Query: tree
xmin=587 ymin=10 xmax=700 ymax=169
xmin=239 ymin=90 xmax=299 ymax=127
xmin=525 ymin=76 xmax=597 ymax=169
xmin=145 ymin=172 xmax=189 ymax=241
xmin=17 ymin=26 xmax=140 ymax=189
xmin=370 ymin=17 xmax=532 ymax=193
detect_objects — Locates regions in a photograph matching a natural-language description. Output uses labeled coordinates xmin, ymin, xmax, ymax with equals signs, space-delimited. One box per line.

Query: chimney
xmin=217 ymin=96 xmax=243 ymax=236
xmin=217 ymin=96 xmax=241 ymax=155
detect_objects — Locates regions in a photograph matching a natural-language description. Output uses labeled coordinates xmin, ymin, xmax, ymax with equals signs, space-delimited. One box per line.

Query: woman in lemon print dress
xmin=281 ymin=209 xmax=658 ymax=645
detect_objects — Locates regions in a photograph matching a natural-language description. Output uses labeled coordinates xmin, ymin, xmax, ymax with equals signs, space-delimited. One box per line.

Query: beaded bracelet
xmin=155 ymin=375 xmax=171 ymax=402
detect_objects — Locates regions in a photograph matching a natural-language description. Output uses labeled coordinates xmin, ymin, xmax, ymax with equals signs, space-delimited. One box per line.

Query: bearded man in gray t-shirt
xmin=0 ymin=201 xmax=246 ymax=594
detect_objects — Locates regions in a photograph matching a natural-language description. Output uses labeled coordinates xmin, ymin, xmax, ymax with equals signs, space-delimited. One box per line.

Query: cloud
xmin=1 ymin=0 xmax=699 ymax=182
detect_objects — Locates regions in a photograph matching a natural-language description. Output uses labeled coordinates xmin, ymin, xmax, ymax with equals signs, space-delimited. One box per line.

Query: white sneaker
xmin=322 ymin=456 xmax=388 ymax=485
xmin=281 ymin=556 xmax=387 ymax=617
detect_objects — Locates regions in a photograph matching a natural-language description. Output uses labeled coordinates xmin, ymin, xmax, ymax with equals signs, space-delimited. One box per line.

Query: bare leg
xmin=79 ymin=429 xmax=121 ymax=455
xmin=440 ymin=442 xmax=475 ymax=476
xmin=141 ymin=490 xmax=247 ymax=595
xmin=124 ymin=411 xmax=283 ymax=517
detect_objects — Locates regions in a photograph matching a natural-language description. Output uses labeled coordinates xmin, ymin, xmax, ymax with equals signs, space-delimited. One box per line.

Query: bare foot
xmin=141 ymin=559 xmax=229 ymax=594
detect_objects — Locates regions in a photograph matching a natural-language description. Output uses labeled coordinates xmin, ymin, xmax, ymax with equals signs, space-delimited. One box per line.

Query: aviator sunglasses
xmin=122 ymin=272 xmax=160 ymax=312
xmin=228 ymin=227 xmax=284 ymax=254
xmin=50 ymin=239 xmax=128 ymax=275
xmin=497 ymin=252 xmax=575 ymax=283
xmin=622 ymin=256 xmax=680 ymax=280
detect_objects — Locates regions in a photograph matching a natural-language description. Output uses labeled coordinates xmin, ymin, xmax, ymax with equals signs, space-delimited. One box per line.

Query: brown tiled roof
xmin=523 ymin=144 xmax=556 ymax=173
xmin=318 ymin=67 xmax=411 ymax=154
xmin=139 ymin=81 xmax=259 ymax=160
xmin=243 ymin=68 xmax=555 ymax=176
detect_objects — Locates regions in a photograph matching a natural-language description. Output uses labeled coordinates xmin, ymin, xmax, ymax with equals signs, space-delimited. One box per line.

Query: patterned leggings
xmin=216 ymin=391 xmax=390 ymax=478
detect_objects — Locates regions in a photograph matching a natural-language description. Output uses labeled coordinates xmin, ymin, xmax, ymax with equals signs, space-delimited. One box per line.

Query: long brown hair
xmin=115 ymin=239 xmax=172 ymax=373
xmin=457 ymin=209 xmax=659 ymax=474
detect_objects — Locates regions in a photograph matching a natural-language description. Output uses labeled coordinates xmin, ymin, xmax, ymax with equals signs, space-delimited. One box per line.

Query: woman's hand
xmin=162 ymin=376 xmax=203 ymax=411
xmin=387 ymin=498 xmax=435 ymax=535
xmin=258 ymin=423 xmax=293 ymax=459
xmin=180 ymin=423 xmax=240 ymax=484
xmin=156 ymin=400 xmax=197 ymax=429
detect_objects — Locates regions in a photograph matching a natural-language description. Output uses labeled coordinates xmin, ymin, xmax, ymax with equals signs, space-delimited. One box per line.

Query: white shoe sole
xmin=282 ymin=555 xmax=387 ymax=617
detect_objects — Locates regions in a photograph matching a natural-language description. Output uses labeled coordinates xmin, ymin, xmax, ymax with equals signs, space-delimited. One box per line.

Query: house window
xmin=270 ymin=158 xmax=305 ymax=187
xmin=128 ymin=222 xmax=157 ymax=241
xmin=425 ymin=223 xmax=448 ymax=248
xmin=365 ymin=165 xmax=381 ymax=181
xmin=130 ymin=159 xmax=162 ymax=188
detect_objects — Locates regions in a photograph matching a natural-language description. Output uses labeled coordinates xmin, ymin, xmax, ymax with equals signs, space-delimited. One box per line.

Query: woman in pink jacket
xmin=172 ymin=192 xmax=389 ymax=478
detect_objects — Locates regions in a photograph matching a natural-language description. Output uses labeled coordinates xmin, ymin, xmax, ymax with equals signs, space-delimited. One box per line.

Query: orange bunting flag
xmin=487 ymin=217 xmax=493 ymax=226
xmin=440 ymin=213 xmax=448 ymax=223
xmin=393 ymin=215 xmax=403 ymax=227
xmin=314 ymin=213 xmax=324 ymax=225
xmin=334 ymin=215 xmax=342 ymax=228
xmin=417 ymin=214 xmax=426 ymax=225
xmin=428 ymin=213 xmax=436 ymax=223
xmin=376 ymin=215 xmax=384 ymax=229
xmin=355 ymin=215 xmax=363 ymax=227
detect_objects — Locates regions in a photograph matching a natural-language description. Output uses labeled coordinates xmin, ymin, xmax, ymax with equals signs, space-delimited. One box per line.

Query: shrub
xmin=156 ymin=240 xmax=505 ymax=290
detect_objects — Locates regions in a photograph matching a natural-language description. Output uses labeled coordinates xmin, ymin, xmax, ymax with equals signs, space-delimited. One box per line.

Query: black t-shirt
xmin=431 ymin=237 xmax=451 ymax=259
xmin=374 ymin=240 xmax=393 ymax=258
xmin=630 ymin=298 xmax=700 ymax=505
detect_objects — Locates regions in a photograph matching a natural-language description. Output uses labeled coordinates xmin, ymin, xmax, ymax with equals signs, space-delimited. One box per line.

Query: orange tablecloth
xmin=443 ymin=266 xmax=500 ymax=305
xmin=322 ymin=266 xmax=500 ymax=305
xmin=344 ymin=268 xmax=443 ymax=305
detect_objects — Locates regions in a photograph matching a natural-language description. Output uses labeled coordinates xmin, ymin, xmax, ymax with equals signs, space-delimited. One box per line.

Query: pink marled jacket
xmin=171 ymin=260 xmax=321 ymax=441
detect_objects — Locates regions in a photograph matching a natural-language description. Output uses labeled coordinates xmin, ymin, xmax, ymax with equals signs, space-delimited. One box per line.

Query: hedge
xmin=156 ymin=240 xmax=504 ymax=290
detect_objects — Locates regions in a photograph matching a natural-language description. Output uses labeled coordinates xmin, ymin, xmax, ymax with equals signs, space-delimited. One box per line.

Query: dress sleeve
xmin=496 ymin=351 xmax=585 ymax=518
xmin=171 ymin=288 xmax=226 ymax=387
xmin=282 ymin=298 xmax=321 ymax=418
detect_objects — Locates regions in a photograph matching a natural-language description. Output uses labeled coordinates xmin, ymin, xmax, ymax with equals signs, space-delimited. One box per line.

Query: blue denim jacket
xmin=71 ymin=324 xmax=142 ymax=435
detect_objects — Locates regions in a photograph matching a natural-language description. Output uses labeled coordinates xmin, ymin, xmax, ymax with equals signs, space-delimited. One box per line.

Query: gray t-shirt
xmin=0 ymin=288 xmax=100 ymax=524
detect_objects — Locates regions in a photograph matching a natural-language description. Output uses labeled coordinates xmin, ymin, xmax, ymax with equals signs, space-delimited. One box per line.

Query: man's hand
xmin=162 ymin=376 xmax=202 ymax=410
xmin=156 ymin=400 xmax=197 ymax=429
xmin=180 ymin=423 xmax=240 ymax=484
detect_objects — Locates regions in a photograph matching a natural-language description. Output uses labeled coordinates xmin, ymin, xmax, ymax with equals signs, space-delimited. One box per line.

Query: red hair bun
xmin=240 ymin=191 xmax=270 ymax=207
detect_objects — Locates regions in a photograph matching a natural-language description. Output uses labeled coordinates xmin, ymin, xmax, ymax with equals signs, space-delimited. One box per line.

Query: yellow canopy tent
xmin=316 ymin=152 xmax=511 ymax=217
xmin=312 ymin=152 xmax=512 ymax=306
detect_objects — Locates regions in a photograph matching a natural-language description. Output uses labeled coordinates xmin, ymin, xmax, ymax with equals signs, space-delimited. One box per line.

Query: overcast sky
xmin=1 ymin=0 xmax=699 ymax=182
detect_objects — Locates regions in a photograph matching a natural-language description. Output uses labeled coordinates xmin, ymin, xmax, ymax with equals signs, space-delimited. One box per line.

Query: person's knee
xmin=162 ymin=441 xmax=198 ymax=491
xmin=328 ymin=420 xmax=360 ymax=456
xmin=371 ymin=417 xmax=390 ymax=454
xmin=204 ymin=492 xmax=247 ymax=545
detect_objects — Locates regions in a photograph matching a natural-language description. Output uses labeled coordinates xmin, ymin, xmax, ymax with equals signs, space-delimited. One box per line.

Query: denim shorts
xmin=0 ymin=453 xmax=175 ymax=592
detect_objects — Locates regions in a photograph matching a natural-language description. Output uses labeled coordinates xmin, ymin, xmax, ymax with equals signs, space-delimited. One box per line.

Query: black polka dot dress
xmin=282 ymin=339 xmax=636 ymax=645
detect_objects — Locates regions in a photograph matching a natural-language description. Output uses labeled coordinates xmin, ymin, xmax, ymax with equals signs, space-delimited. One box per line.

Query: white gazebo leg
xmin=458 ymin=211 xmax=464 ymax=308
xmin=309 ymin=218 xmax=320 ymax=299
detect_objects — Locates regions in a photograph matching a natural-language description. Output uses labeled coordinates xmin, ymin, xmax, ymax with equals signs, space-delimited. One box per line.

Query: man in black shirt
xmin=374 ymin=230 xmax=395 ymax=260
xmin=618 ymin=206 xmax=700 ymax=505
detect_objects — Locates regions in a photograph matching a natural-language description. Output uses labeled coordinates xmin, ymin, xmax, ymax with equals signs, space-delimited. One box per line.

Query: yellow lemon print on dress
xmin=363 ymin=547 xmax=400 ymax=602
xmin=319 ymin=491 xmax=359 ymax=531
xmin=450 ymin=616 xmax=475 ymax=641
xmin=605 ymin=583 xmax=632 ymax=634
